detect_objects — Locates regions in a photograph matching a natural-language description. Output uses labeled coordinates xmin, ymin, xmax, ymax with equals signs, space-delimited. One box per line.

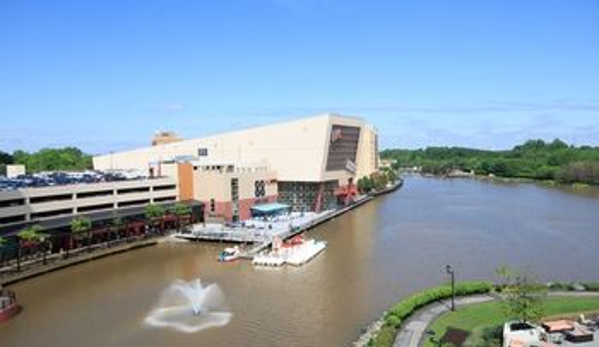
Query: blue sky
xmin=1 ymin=0 xmax=598 ymax=154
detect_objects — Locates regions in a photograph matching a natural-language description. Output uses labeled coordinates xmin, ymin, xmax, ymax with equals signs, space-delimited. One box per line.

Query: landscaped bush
xmin=371 ymin=326 xmax=397 ymax=347
xmin=385 ymin=281 xmax=493 ymax=327
xmin=370 ymin=281 xmax=493 ymax=347
xmin=582 ymin=282 xmax=599 ymax=292
xmin=546 ymin=281 xmax=599 ymax=292
xmin=547 ymin=282 xmax=576 ymax=291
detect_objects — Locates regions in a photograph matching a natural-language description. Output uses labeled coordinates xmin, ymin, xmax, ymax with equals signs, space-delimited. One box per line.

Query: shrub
xmin=582 ymin=282 xmax=599 ymax=292
xmin=372 ymin=281 xmax=494 ymax=347
xmin=547 ymin=282 xmax=575 ymax=291
xmin=385 ymin=281 xmax=493 ymax=324
xmin=384 ymin=315 xmax=401 ymax=328
xmin=547 ymin=281 xmax=599 ymax=292
xmin=372 ymin=326 xmax=397 ymax=347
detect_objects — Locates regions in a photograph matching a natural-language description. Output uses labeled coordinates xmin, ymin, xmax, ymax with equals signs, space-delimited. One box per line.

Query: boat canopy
xmin=250 ymin=203 xmax=290 ymax=217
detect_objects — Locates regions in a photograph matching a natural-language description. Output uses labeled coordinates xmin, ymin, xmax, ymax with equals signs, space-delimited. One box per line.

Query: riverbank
xmin=3 ymin=176 xmax=599 ymax=347
xmin=423 ymin=293 xmax=599 ymax=347
xmin=1 ymin=182 xmax=403 ymax=285
xmin=0 ymin=237 xmax=162 ymax=286
xmin=355 ymin=282 xmax=599 ymax=347
xmin=402 ymin=171 xmax=596 ymax=190
xmin=353 ymin=281 xmax=494 ymax=347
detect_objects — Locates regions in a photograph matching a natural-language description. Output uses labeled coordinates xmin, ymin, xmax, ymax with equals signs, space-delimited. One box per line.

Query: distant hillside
xmin=381 ymin=139 xmax=599 ymax=185
xmin=0 ymin=147 xmax=93 ymax=175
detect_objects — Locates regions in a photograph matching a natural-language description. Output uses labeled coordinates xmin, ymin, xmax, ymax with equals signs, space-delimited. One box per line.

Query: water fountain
xmin=144 ymin=279 xmax=232 ymax=333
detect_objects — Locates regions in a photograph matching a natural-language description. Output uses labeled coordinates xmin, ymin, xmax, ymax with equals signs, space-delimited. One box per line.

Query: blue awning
xmin=250 ymin=203 xmax=290 ymax=214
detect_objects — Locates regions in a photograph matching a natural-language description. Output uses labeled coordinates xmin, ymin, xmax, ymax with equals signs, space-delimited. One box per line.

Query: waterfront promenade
xmin=1 ymin=182 xmax=400 ymax=284
xmin=176 ymin=194 xmax=376 ymax=258
xmin=1 ymin=237 xmax=161 ymax=286
xmin=392 ymin=295 xmax=494 ymax=347
xmin=392 ymin=291 xmax=599 ymax=347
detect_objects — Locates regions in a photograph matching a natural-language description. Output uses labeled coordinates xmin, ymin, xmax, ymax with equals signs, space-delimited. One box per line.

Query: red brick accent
xmin=204 ymin=195 xmax=278 ymax=221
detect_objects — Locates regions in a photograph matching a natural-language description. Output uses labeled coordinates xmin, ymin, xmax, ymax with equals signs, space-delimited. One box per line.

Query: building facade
xmin=0 ymin=177 xmax=178 ymax=232
xmin=94 ymin=113 xmax=380 ymax=218
xmin=162 ymin=161 xmax=277 ymax=222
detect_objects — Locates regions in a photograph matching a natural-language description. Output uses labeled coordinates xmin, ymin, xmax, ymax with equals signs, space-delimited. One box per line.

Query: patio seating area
xmin=505 ymin=315 xmax=599 ymax=347
xmin=180 ymin=210 xmax=333 ymax=244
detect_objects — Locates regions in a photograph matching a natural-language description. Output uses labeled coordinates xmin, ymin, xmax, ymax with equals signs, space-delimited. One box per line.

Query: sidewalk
xmin=1 ymin=237 xmax=161 ymax=286
xmin=392 ymin=295 xmax=494 ymax=347
xmin=392 ymin=291 xmax=599 ymax=347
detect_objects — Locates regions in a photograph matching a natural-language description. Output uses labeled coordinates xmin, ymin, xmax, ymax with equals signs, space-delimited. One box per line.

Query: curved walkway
xmin=392 ymin=291 xmax=599 ymax=347
xmin=392 ymin=294 xmax=494 ymax=347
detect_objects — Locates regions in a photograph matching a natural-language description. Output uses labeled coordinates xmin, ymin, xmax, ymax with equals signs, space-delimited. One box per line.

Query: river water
xmin=2 ymin=177 xmax=599 ymax=347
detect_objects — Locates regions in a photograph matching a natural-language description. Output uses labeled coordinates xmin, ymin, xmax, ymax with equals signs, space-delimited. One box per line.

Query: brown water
xmin=2 ymin=177 xmax=599 ymax=347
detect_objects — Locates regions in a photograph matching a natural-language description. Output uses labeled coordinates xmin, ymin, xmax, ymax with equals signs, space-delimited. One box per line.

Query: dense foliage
xmin=17 ymin=225 xmax=46 ymax=242
xmin=12 ymin=147 xmax=93 ymax=173
xmin=144 ymin=204 xmax=167 ymax=221
xmin=0 ymin=147 xmax=93 ymax=174
xmin=368 ymin=281 xmax=494 ymax=347
xmin=381 ymin=139 xmax=599 ymax=185
xmin=357 ymin=168 xmax=399 ymax=194
xmin=0 ymin=150 xmax=13 ymax=175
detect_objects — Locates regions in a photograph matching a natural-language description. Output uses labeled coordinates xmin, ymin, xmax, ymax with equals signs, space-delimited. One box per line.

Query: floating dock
xmin=252 ymin=240 xmax=328 ymax=267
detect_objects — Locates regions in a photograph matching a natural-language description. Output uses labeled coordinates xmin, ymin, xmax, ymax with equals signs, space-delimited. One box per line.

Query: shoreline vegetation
xmin=381 ymin=139 xmax=599 ymax=186
xmin=424 ymin=296 xmax=599 ymax=347
xmin=357 ymin=281 xmax=494 ymax=347
xmin=356 ymin=281 xmax=599 ymax=347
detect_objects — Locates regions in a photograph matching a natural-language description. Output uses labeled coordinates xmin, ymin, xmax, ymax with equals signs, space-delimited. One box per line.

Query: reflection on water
xmin=2 ymin=177 xmax=599 ymax=347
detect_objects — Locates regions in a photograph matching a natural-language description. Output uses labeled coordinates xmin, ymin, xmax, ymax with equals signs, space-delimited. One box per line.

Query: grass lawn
xmin=423 ymin=297 xmax=599 ymax=347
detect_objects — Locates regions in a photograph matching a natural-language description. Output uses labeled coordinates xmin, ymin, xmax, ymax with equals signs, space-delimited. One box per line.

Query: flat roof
xmin=250 ymin=203 xmax=290 ymax=213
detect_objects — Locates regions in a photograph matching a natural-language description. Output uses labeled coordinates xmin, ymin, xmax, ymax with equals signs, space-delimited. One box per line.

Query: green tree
xmin=358 ymin=177 xmax=373 ymax=194
xmin=380 ymin=139 xmax=599 ymax=185
xmin=12 ymin=147 xmax=92 ymax=173
xmin=170 ymin=203 xmax=192 ymax=231
xmin=16 ymin=225 xmax=46 ymax=270
xmin=70 ymin=216 xmax=93 ymax=253
xmin=144 ymin=204 xmax=166 ymax=234
xmin=0 ymin=150 xmax=13 ymax=176
xmin=497 ymin=267 xmax=546 ymax=323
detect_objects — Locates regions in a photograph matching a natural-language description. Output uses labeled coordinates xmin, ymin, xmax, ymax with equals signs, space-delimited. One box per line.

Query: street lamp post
xmin=445 ymin=264 xmax=455 ymax=311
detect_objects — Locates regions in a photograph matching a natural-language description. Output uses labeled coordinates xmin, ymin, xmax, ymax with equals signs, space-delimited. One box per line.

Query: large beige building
xmin=94 ymin=113 xmax=380 ymax=219
xmin=161 ymin=160 xmax=277 ymax=222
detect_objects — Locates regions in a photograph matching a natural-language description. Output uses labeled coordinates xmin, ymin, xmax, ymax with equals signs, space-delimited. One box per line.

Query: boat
xmin=218 ymin=246 xmax=241 ymax=262
xmin=0 ymin=287 xmax=21 ymax=323
xmin=284 ymin=235 xmax=305 ymax=246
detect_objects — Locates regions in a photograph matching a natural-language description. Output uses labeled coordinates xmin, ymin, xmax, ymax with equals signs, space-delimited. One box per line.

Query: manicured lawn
xmin=423 ymin=297 xmax=599 ymax=347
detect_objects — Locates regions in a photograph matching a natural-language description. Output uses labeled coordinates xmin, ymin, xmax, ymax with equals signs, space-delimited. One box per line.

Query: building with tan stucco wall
xmin=94 ymin=113 xmax=380 ymax=220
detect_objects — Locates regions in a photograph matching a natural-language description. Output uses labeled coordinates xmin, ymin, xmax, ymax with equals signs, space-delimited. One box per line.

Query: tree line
xmin=357 ymin=167 xmax=399 ymax=194
xmin=0 ymin=147 xmax=93 ymax=175
xmin=380 ymin=139 xmax=599 ymax=185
